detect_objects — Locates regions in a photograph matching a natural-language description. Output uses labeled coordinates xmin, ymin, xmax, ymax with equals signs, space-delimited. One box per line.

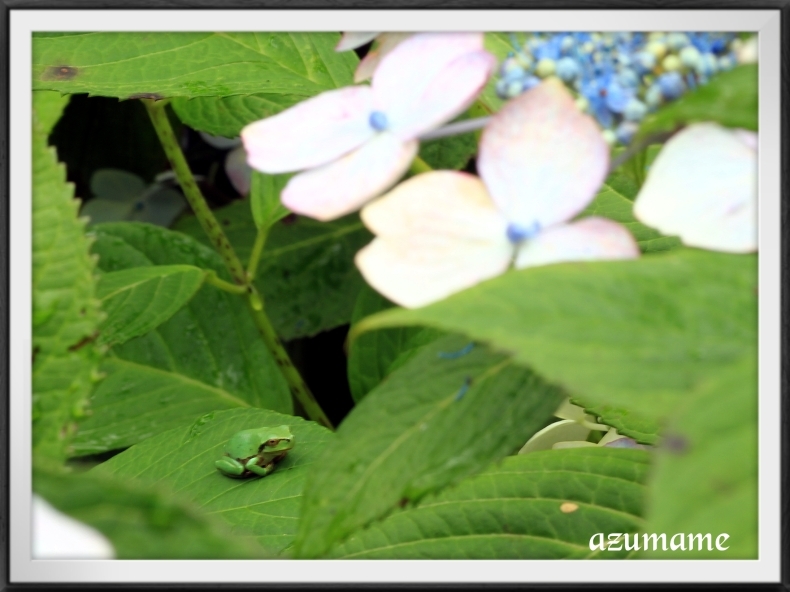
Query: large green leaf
xmin=33 ymin=32 xmax=358 ymax=103
xmin=32 ymin=105 xmax=103 ymax=462
xmin=71 ymin=223 xmax=291 ymax=456
xmin=171 ymin=33 xmax=357 ymax=136
xmin=32 ymin=90 xmax=70 ymax=136
xmin=353 ymin=249 xmax=757 ymax=421
xmin=347 ymin=284 xmax=442 ymax=402
xmin=641 ymin=357 xmax=756 ymax=558
xmin=329 ymin=448 xmax=649 ymax=558
xmin=570 ymin=398 xmax=660 ymax=445
xmin=174 ymin=201 xmax=372 ymax=340
xmin=581 ymin=180 xmax=681 ymax=254
xmin=96 ymin=265 xmax=205 ymax=347
xmin=34 ymin=464 xmax=260 ymax=559
xmin=639 ymin=65 xmax=758 ymax=138
xmin=93 ymin=408 xmax=333 ymax=556
xmin=173 ymin=94 xmax=301 ymax=138
xmin=294 ymin=334 xmax=565 ymax=558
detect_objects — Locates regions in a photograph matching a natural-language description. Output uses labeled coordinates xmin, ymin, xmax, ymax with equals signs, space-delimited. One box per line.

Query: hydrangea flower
xmin=633 ymin=123 xmax=757 ymax=253
xmin=355 ymin=79 xmax=640 ymax=308
xmin=336 ymin=32 xmax=414 ymax=82
xmin=493 ymin=32 xmax=747 ymax=146
xmin=241 ymin=33 xmax=495 ymax=222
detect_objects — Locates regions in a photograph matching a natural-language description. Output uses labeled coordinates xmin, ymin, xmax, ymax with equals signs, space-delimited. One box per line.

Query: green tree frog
xmin=215 ymin=425 xmax=295 ymax=478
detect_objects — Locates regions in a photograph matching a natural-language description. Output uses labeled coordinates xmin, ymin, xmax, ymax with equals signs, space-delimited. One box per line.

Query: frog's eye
xmin=266 ymin=439 xmax=280 ymax=447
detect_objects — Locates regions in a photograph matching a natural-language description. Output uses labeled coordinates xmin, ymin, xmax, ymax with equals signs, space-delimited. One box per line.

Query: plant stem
xmin=142 ymin=99 xmax=248 ymax=286
xmin=418 ymin=115 xmax=492 ymax=142
xmin=204 ymin=270 xmax=249 ymax=295
xmin=245 ymin=293 xmax=334 ymax=430
xmin=247 ymin=227 xmax=268 ymax=281
xmin=142 ymin=98 xmax=333 ymax=430
xmin=608 ymin=129 xmax=676 ymax=174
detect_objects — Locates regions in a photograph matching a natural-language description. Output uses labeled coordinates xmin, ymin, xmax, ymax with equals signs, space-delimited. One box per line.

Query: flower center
xmin=368 ymin=111 xmax=388 ymax=131
xmin=506 ymin=221 xmax=541 ymax=244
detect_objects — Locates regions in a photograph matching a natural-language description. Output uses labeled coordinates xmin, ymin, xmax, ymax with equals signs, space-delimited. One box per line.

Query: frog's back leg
xmin=216 ymin=456 xmax=246 ymax=477
xmin=245 ymin=458 xmax=275 ymax=477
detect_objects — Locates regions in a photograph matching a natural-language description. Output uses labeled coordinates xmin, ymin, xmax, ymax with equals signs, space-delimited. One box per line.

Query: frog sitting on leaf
xmin=215 ymin=426 xmax=294 ymax=478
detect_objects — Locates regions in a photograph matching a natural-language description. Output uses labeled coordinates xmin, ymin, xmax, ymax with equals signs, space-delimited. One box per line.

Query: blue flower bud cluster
xmin=495 ymin=32 xmax=746 ymax=146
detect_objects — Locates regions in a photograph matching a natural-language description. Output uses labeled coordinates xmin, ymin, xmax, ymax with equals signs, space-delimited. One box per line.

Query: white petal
xmin=514 ymin=217 xmax=640 ymax=269
xmin=224 ymin=145 xmax=252 ymax=196
xmin=518 ymin=420 xmax=592 ymax=454
xmin=336 ymin=32 xmax=380 ymax=52
xmin=353 ymin=33 xmax=414 ymax=83
xmin=633 ymin=123 xmax=757 ymax=253
xmin=241 ymin=86 xmax=374 ymax=174
xmin=385 ymin=50 xmax=495 ymax=141
xmin=478 ymin=79 xmax=610 ymax=230
xmin=357 ymin=171 xmax=511 ymax=308
xmin=372 ymin=33 xmax=491 ymax=138
xmin=281 ymin=133 xmax=418 ymax=221
xmin=32 ymin=495 xmax=116 ymax=559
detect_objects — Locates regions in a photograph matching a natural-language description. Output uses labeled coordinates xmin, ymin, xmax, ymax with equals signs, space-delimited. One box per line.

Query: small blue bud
xmin=718 ymin=54 xmax=736 ymax=71
xmin=506 ymin=79 xmax=523 ymax=98
xmin=657 ymin=72 xmax=685 ymax=100
xmin=633 ymin=51 xmax=656 ymax=74
xmin=604 ymin=81 xmax=632 ymax=114
xmin=615 ymin=121 xmax=639 ymax=145
xmin=710 ymin=38 xmax=727 ymax=55
xmin=560 ymin=35 xmax=575 ymax=54
xmin=369 ymin=111 xmax=388 ymax=131
xmin=615 ymin=52 xmax=632 ymax=69
xmin=506 ymin=221 xmax=541 ymax=244
xmin=623 ymin=98 xmax=647 ymax=122
xmin=617 ymin=67 xmax=639 ymax=89
xmin=666 ymin=32 xmax=690 ymax=51
xmin=645 ymin=84 xmax=663 ymax=108
xmin=521 ymin=75 xmax=541 ymax=92
xmin=500 ymin=57 xmax=526 ymax=80
xmin=555 ymin=56 xmax=580 ymax=82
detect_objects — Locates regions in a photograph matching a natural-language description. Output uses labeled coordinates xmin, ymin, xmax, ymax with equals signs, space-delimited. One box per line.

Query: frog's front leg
xmin=215 ymin=456 xmax=246 ymax=477
xmin=245 ymin=458 xmax=275 ymax=478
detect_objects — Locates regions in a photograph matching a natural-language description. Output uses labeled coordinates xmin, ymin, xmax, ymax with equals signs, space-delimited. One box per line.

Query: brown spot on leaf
xmin=663 ymin=434 xmax=690 ymax=455
xmin=43 ymin=65 xmax=79 ymax=81
xmin=560 ymin=502 xmax=579 ymax=513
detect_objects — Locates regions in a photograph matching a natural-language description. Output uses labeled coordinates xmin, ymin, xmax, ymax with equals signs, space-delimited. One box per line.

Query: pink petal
xmin=353 ymin=33 xmax=414 ymax=83
xmin=478 ymin=79 xmax=610 ymax=230
xmin=372 ymin=33 xmax=493 ymax=138
xmin=514 ymin=217 xmax=640 ymax=269
xmin=357 ymin=171 xmax=511 ymax=308
xmin=336 ymin=32 xmax=380 ymax=52
xmin=281 ymin=132 xmax=418 ymax=221
xmin=241 ymin=86 xmax=374 ymax=174
xmin=633 ymin=123 xmax=757 ymax=253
